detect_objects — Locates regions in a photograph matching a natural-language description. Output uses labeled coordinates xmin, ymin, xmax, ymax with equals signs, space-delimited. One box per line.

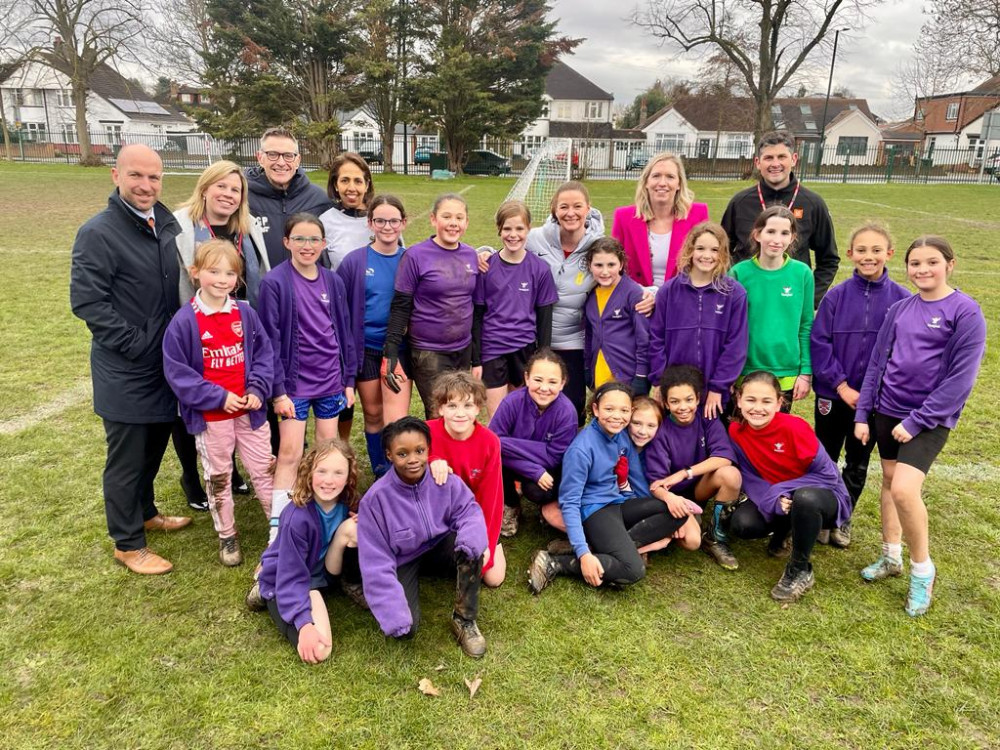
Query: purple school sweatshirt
xmin=647 ymin=273 xmax=748 ymax=400
xmin=258 ymin=501 xmax=336 ymax=631
xmin=731 ymin=440 xmax=852 ymax=528
xmin=855 ymin=290 xmax=986 ymax=436
xmin=583 ymin=276 xmax=649 ymax=385
xmin=394 ymin=236 xmax=479 ymax=351
xmin=810 ymin=270 xmax=910 ymax=400
xmin=644 ymin=413 xmax=735 ymax=494
xmin=489 ymin=388 xmax=578 ymax=481
xmin=162 ymin=299 xmax=273 ymax=435
xmin=357 ymin=468 xmax=487 ymax=638
xmin=257 ymin=261 xmax=357 ymax=398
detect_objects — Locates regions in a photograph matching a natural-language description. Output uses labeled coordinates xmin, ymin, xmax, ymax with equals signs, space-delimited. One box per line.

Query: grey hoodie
xmin=525 ymin=207 xmax=604 ymax=350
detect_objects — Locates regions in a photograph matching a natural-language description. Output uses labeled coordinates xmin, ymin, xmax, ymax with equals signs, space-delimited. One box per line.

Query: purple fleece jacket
xmin=358 ymin=468 xmax=487 ymax=638
xmin=810 ymin=270 xmax=910 ymax=399
xmin=257 ymin=261 xmax=357 ymax=397
xmin=731 ymin=440 xmax=852 ymax=528
xmin=489 ymin=388 xmax=578 ymax=481
xmin=855 ymin=290 xmax=986 ymax=435
xmin=644 ymin=414 xmax=735 ymax=494
xmin=583 ymin=276 xmax=649 ymax=385
xmin=647 ymin=273 xmax=748 ymax=399
xmin=336 ymin=245 xmax=373 ymax=374
xmin=162 ymin=299 xmax=273 ymax=435
xmin=258 ymin=501 xmax=334 ymax=631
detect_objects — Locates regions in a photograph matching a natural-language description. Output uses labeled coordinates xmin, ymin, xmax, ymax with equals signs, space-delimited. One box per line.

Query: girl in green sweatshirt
xmin=730 ymin=206 xmax=814 ymax=411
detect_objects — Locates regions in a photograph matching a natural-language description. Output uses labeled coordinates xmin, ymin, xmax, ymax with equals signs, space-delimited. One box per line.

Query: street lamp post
xmin=817 ymin=27 xmax=849 ymax=175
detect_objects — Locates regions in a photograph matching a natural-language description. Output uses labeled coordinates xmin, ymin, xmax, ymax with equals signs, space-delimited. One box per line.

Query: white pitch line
xmin=840 ymin=199 xmax=1000 ymax=230
xmin=0 ymin=380 xmax=91 ymax=436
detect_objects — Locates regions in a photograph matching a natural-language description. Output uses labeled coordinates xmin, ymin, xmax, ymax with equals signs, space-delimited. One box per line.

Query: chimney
xmin=53 ymin=36 xmax=63 ymax=51
xmin=639 ymin=97 xmax=648 ymax=126
xmin=170 ymin=81 xmax=179 ymax=100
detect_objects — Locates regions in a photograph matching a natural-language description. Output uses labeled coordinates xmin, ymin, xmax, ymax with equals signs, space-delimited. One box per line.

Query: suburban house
xmin=336 ymin=107 xmax=440 ymax=163
xmin=912 ymin=74 xmax=1000 ymax=165
xmin=638 ymin=94 xmax=881 ymax=164
xmin=0 ymin=55 xmax=195 ymax=155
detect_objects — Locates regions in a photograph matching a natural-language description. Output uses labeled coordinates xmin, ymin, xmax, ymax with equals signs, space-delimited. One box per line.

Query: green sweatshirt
xmin=730 ymin=256 xmax=814 ymax=384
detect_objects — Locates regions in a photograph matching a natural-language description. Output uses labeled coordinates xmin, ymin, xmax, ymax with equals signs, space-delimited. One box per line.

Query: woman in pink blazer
xmin=611 ymin=152 xmax=709 ymax=290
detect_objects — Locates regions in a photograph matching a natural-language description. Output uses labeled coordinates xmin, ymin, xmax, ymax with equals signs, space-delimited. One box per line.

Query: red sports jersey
xmin=196 ymin=303 xmax=246 ymax=422
xmin=428 ymin=418 xmax=503 ymax=573
xmin=729 ymin=412 xmax=818 ymax=485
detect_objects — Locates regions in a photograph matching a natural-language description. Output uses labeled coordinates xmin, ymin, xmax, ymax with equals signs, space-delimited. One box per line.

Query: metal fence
xmin=1 ymin=128 xmax=997 ymax=185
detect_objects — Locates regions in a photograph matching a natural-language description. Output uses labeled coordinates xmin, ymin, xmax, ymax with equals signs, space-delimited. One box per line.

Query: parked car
xmin=625 ymin=151 xmax=652 ymax=172
xmin=356 ymin=149 xmax=383 ymax=165
xmin=985 ymin=152 xmax=1000 ymax=182
xmin=463 ymin=149 xmax=511 ymax=176
xmin=413 ymin=147 xmax=433 ymax=164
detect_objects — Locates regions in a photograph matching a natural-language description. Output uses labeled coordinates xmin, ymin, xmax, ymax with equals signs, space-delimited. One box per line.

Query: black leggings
xmin=502 ymin=466 xmax=561 ymax=508
xmin=560 ymin=498 xmax=686 ymax=586
xmin=554 ymin=348 xmax=587 ymax=426
xmin=394 ymin=532 xmax=481 ymax=635
xmin=729 ymin=487 xmax=839 ymax=570
xmin=815 ymin=397 xmax=873 ymax=507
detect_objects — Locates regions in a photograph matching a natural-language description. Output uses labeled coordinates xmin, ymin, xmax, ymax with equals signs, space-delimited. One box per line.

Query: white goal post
xmin=504 ymin=138 xmax=573 ymax=221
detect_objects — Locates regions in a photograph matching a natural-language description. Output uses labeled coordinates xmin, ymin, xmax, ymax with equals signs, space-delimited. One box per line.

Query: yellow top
xmin=593 ymin=286 xmax=613 ymax=388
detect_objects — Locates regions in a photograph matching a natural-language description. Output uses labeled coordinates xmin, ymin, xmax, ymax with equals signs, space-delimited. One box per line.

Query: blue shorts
xmin=288 ymin=392 xmax=348 ymax=421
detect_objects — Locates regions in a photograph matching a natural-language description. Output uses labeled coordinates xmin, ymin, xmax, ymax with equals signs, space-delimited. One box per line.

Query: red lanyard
xmin=206 ymin=222 xmax=244 ymax=255
xmin=758 ymin=180 xmax=800 ymax=212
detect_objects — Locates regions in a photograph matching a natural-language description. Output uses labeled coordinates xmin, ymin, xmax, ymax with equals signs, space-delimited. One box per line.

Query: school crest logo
xmin=365 ymin=266 xmax=375 ymax=277
xmin=231 ymin=321 xmax=243 ymax=337
xmin=545 ymin=432 xmax=554 ymax=441
xmin=774 ymin=442 xmax=785 ymax=453
xmin=781 ymin=286 xmax=793 ymax=297
xmin=320 ymin=292 xmax=330 ymax=303
xmin=715 ymin=303 xmax=725 ymax=315
xmin=466 ymin=263 xmax=475 ymax=274
xmin=817 ymin=398 xmax=832 ymax=416
xmin=470 ymin=468 xmax=482 ymax=479
xmin=612 ymin=308 xmax=623 ymax=319
xmin=519 ymin=282 xmax=530 ymax=292
xmin=927 ymin=316 xmax=942 ymax=329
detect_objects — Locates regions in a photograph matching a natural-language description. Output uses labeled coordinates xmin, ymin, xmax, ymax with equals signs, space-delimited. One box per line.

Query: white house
xmin=1 ymin=56 xmax=195 ymax=154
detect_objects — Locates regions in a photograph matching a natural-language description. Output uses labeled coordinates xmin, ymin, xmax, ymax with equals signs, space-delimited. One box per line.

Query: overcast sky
xmin=547 ymin=0 xmax=975 ymax=120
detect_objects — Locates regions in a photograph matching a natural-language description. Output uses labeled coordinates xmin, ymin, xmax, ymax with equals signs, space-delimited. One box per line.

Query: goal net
xmin=504 ymin=138 xmax=573 ymax=221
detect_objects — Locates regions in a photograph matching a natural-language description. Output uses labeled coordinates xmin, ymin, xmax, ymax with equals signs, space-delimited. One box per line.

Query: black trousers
xmin=554 ymin=348 xmax=587 ymax=426
xmin=729 ymin=487 xmax=839 ymax=571
xmin=102 ymin=419 xmax=173 ymax=551
xmin=557 ymin=498 xmax=685 ymax=586
xmin=410 ymin=346 xmax=472 ymax=419
xmin=814 ymin=397 xmax=873 ymax=507
xmin=395 ymin=532 xmax=480 ymax=634
xmin=502 ymin=465 xmax=561 ymax=508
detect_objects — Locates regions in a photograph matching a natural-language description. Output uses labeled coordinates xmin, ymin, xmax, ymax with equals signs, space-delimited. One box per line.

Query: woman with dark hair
xmin=319 ymin=152 xmax=376 ymax=271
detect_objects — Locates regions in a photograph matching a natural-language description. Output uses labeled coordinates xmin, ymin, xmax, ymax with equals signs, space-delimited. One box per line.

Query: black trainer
xmin=767 ymin=531 xmax=792 ymax=559
xmin=770 ymin=564 xmax=815 ymax=603
xmin=180 ymin=475 xmax=209 ymax=512
xmin=527 ymin=549 xmax=561 ymax=595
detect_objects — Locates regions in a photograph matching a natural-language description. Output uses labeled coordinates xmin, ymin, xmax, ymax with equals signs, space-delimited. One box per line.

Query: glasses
xmin=289 ymin=236 xmax=325 ymax=247
xmin=371 ymin=218 xmax=403 ymax=228
xmin=262 ymin=151 xmax=299 ymax=162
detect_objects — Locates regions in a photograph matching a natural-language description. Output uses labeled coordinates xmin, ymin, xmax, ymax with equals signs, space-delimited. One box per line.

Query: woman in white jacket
xmin=171 ymin=160 xmax=272 ymax=509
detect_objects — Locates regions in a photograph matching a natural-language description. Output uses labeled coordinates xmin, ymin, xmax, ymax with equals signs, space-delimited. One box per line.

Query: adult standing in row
xmin=171 ymin=160 xmax=272 ymax=510
xmin=611 ymin=152 xmax=709 ymax=291
xmin=246 ymin=127 xmax=332 ymax=268
xmin=721 ymin=131 xmax=839 ymax=306
xmin=70 ymin=144 xmax=191 ymax=575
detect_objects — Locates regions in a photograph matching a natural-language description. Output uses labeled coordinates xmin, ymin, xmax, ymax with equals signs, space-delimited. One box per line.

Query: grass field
xmin=1 ymin=161 xmax=998 ymax=749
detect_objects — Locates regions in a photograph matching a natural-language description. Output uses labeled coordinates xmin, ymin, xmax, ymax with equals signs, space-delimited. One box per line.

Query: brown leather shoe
xmin=114 ymin=547 xmax=173 ymax=574
xmin=144 ymin=514 xmax=192 ymax=532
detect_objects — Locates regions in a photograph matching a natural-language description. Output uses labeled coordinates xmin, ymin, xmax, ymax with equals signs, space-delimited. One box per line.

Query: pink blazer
xmin=611 ymin=202 xmax=710 ymax=286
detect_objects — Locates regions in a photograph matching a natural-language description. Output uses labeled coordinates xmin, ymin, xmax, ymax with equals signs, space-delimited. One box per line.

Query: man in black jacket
xmin=721 ymin=131 xmax=840 ymax=306
xmin=245 ymin=126 xmax=332 ymax=268
xmin=70 ymin=144 xmax=191 ymax=575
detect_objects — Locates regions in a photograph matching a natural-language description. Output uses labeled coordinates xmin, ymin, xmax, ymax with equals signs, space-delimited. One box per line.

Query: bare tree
xmin=144 ymin=0 xmax=211 ymax=85
xmin=924 ymin=0 xmax=1000 ymax=79
xmin=0 ymin=8 xmax=33 ymax=160
xmin=632 ymin=0 xmax=883 ymax=142
xmin=889 ymin=22 xmax=965 ymax=121
xmin=1 ymin=0 xmax=144 ymax=165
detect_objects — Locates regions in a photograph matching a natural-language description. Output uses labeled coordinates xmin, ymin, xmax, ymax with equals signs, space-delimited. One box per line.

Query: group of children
xmin=161 ymin=178 xmax=985 ymax=662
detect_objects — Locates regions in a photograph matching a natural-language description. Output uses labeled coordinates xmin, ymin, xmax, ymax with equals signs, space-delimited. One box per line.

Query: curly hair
xmin=290 ymin=439 xmax=360 ymax=512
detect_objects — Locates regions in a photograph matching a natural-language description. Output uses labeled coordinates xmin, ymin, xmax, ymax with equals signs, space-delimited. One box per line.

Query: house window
xmin=61 ymin=124 xmax=78 ymax=143
xmin=771 ymin=104 xmax=784 ymax=128
xmin=104 ymin=124 xmax=123 ymax=144
xmin=946 ymin=102 xmax=959 ymax=120
xmin=804 ymin=120 xmax=817 ymax=131
xmin=23 ymin=122 xmax=47 ymax=142
xmin=726 ymin=134 xmax=752 ymax=156
xmin=585 ymin=101 xmax=604 ymax=120
xmin=836 ymin=136 xmax=868 ymax=156
xmin=416 ymin=135 xmax=438 ymax=149
xmin=555 ymin=102 xmax=573 ymax=120
xmin=16 ymin=89 xmax=43 ymax=107
xmin=654 ymin=133 xmax=685 ymax=152
xmin=180 ymin=93 xmax=194 ymax=104
xmin=56 ymin=89 xmax=73 ymax=107
xmin=799 ymin=104 xmax=813 ymax=115
xmin=539 ymin=101 xmax=550 ymax=119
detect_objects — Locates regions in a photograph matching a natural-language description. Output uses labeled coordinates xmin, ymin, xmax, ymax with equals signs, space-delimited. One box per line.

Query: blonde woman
xmin=611 ymin=152 xmax=709 ymax=291
xmin=174 ymin=159 xmax=270 ymax=308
